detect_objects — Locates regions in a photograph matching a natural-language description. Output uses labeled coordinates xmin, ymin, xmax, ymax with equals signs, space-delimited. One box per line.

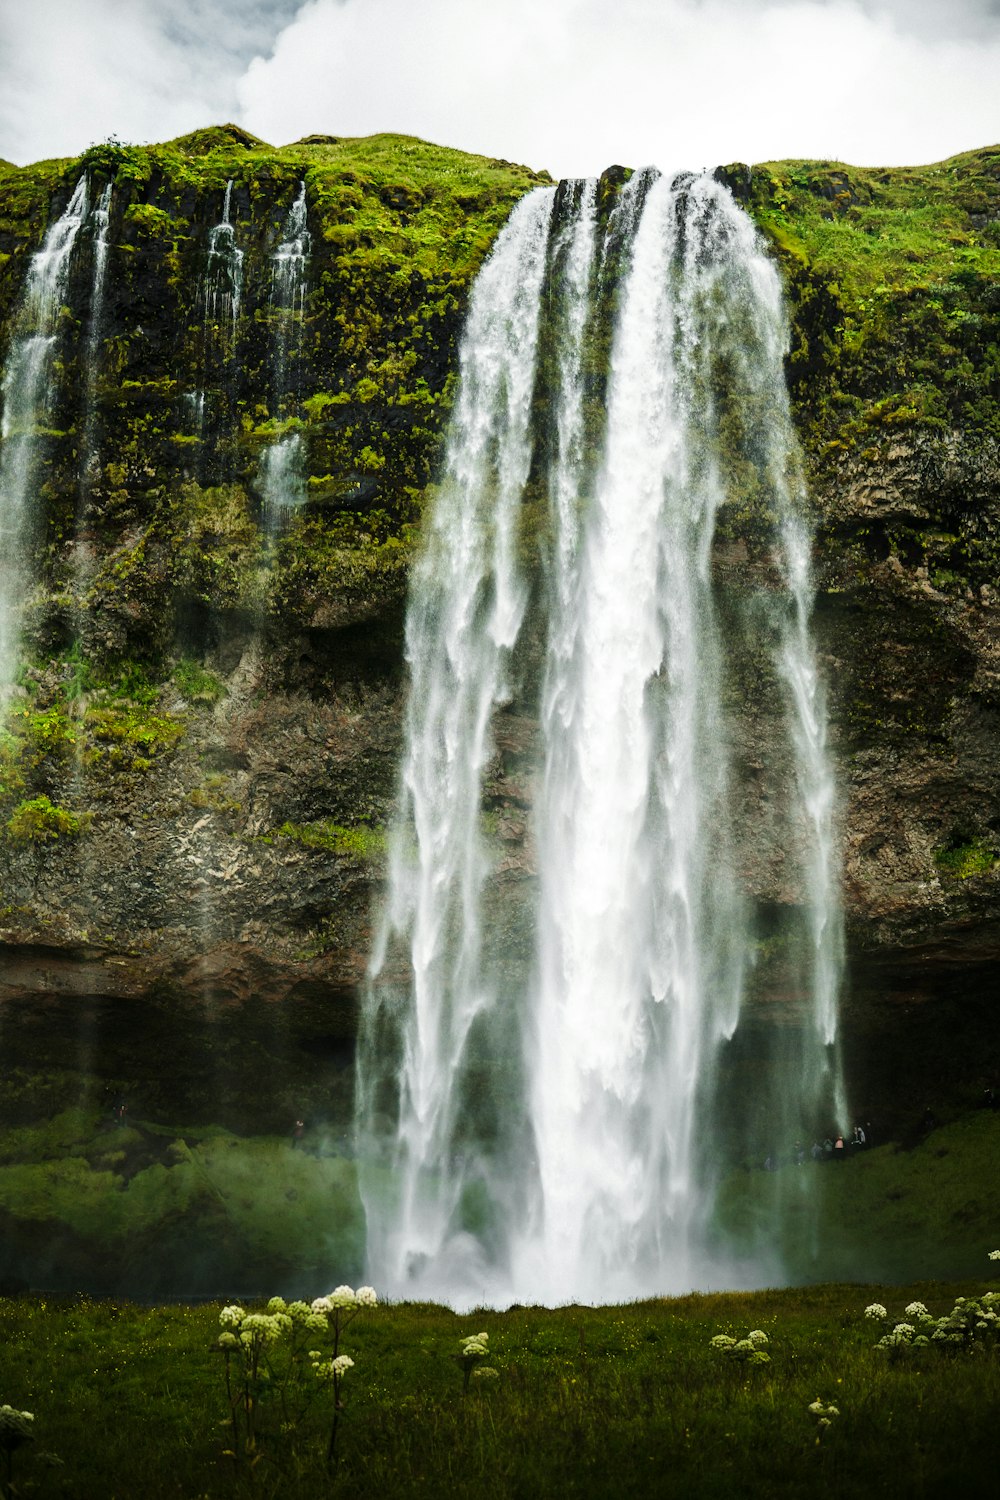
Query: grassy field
xmin=1 ymin=1270 xmax=998 ymax=1498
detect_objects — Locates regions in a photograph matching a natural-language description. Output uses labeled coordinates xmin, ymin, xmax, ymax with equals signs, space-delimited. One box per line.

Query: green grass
xmin=1 ymin=1277 xmax=999 ymax=1498
xmin=715 ymin=1112 xmax=1000 ymax=1284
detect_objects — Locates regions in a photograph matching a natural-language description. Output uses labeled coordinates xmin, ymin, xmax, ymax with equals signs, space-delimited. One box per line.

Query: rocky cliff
xmin=0 ymin=129 xmax=998 ymax=1291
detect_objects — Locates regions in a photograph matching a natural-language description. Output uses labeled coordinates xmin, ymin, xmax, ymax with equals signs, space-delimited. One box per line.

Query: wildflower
xmin=356 ymin=1285 xmax=378 ymax=1306
xmin=331 ymin=1355 xmax=354 ymax=1376
xmin=219 ymin=1304 xmax=246 ymax=1329
xmin=217 ymin=1332 xmax=239 ymax=1351
xmin=710 ymin=1334 xmax=736 ymax=1349
xmin=328 ymin=1285 xmax=358 ymax=1308
xmin=904 ymin=1302 xmax=929 ymax=1319
xmin=864 ymin=1303 xmax=887 ymax=1320
xmin=267 ymin=1296 xmax=287 ymax=1314
xmin=0 ymin=1407 xmax=34 ymax=1442
xmin=311 ymin=1296 xmax=333 ymax=1315
xmin=988 ymin=1250 xmax=1000 ymax=1261
xmin=239 ymin=1313 xmax=285 ymax=1344
xmin=472 ymin=1367 xmax=499 ymax=1380
xmin=747 ymin=1330 xmax=768 ymax=1346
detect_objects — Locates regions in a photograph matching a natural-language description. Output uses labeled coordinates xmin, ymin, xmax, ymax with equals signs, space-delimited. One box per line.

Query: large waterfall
xmin=0 ymin=177 xmax=89 ymax=696
xmin=358 ymin=170 xmax=843 ymax=1305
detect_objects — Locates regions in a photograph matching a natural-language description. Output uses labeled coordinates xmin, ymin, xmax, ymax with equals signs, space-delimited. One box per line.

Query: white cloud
xmin=0 ymin=0 xmax=301 ymax=164
xmin=234 ymin=0 xmax=1000 ymax=176
xmin=0 ymin=0 xmax=998 ymax=171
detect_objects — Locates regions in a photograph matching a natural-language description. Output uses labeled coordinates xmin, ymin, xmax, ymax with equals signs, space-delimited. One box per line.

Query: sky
xmin=1 ymin=0 xmax=998 ymax=176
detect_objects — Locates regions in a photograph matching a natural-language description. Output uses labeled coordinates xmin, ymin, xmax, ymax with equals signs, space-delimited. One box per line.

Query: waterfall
xmin=80 ymin=182 xmax=113 ymax=498
xmin=358 ymin=186 xmax=555 ymax=1298
xmin=204 ymin=180 xmax=243 ymax=340
xmin=259 ymin=182 xmax=311 ymax=526
xmin=0 ymin=176 xmax=89 ymax=698
xmin=357 ymin=170 xmax=844 ymax=1305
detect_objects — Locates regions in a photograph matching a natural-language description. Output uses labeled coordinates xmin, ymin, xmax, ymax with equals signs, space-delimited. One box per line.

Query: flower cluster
xmin=216 ymin=1305 xmax=291 ymax=1348
xmin=310 ymin=1285 xmax=378 ymax=1316
xmin=0 ymin=1406 xmax=34 ymax=1448
xmin=864 ymin=1303 xmax=887 ymax=1320
xmin=708 ymin=1329 xmax=770 ymax=1365
xmin=455 ymin=1332 xmax=497 ymax=1390
xmin=807 ymin=1397 xmax=840 ymax=1435
xmin=309 ymin=1351 xmax=355 ymax=1383
xmin=865 ymin=1282 xmax=1000 ymax=1352
xmin=989 ymin=1250 xmax=1000 ymax=1261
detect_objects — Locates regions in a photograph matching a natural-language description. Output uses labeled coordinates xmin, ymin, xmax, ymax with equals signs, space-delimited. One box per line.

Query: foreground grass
xmin=1 ymin=1278 xmax=998 ymax=1498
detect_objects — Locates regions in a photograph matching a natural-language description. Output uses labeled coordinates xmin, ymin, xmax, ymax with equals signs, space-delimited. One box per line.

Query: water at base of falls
xmin=359 ymin=170 xmax=844 ymax=1307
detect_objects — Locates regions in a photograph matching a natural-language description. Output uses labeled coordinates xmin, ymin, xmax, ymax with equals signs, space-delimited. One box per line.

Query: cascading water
xmin=358 ymin=168 xmax=843 ymax=1305
xmin=0 ymin=176 xmax=89 ymax=697
xmin=204 ymin=180 xmax=244 ymax=341
xmin=80 ymin=182 xmax=113 ymax=499
xmin=358 ymin=187 xmax=555 ymax=1299
xmin=259 ymin=182 xmax=311 ymax=526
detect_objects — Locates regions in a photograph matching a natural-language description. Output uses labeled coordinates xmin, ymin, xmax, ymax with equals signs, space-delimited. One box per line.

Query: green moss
xmin=172 ymin=658 xmax=224 ymax=704
xmin=748 ymin=148 xmax=1000 ymax=456
xmin=272 ymin=819 xmax=386 ymax=862
xmin=83 ymin=699 xmax=184 ymax=774
xmin=6 ymin=794 xmax=85 ymax=842
xmin=934 ymin=838 xmax=997 ymax=880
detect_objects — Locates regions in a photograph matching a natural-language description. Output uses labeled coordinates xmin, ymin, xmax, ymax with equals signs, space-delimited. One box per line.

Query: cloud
xmin=0 ymin=0 xmax=998 ymax=171
xmin=0 ymin=0 xmax=302 ymax=163
xmin=235 ymin=0 xmax=1000 ymax=175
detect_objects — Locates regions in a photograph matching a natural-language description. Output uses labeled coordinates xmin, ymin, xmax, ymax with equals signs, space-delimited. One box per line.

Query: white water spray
xmin=358 ymin=171 xmax=843 ymax=1304
xmin=204 ymin=180 xmax=243 ymax=339
xmin=259 ymin=182 xmax=311 ymax=526
xmin=359 ymin=187 xmax=555 ymax=1300
xmin=0 ymin=176 xmax=89 ymax=697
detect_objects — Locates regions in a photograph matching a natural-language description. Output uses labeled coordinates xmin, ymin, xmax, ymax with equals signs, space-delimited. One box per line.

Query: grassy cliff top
xmin=0 ymin=124 xmax=550 ymax=272
xmin=752 ymin=145 xmax=1000 ymax=300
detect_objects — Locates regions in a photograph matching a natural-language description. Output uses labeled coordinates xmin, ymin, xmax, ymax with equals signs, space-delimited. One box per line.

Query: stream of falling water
xmin=0 ymin=177 xmax=89 ymax=698
xmin=359 ymin=169 xmax=844 ymax=1306
xmin=259 ymin=181 xmax=311 ymax=526
xmin=204 ymin=179 xmax=244 ymax=338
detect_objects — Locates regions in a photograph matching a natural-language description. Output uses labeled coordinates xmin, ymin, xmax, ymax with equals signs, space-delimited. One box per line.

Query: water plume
xmin=358 ymin=168 xmax=844 ymax=1305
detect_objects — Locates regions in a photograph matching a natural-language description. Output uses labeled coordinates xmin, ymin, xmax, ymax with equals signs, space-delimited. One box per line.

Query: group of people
xmin=763 ymin=1123 xmax=869 ymax=1172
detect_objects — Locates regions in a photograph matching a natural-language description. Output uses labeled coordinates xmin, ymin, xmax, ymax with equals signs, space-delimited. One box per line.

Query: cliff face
xmin=0 ymin=132 xmax=999 ymax=1289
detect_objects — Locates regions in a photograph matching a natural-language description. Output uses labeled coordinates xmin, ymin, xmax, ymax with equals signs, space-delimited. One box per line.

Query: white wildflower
xmin=219 ymin=1304 xmax=246 ymax=1329
xmin=904 ymin=1302 xmax=928 ymax=1319
xmin=267 ymin=1296 xmax=287 ymax=1314
xmin=328 ymin=1285 xmax=358 ymax=1308
xmin=331 ymin=1355 xmax=355 ymax=1376
xmin=356 ymin=1286 xmax=378 ymax=1306
xmin=0 ymin=1408 xmax=33 ymax=1438
xmin=472 ymin=1367 xmax=499 ymax=1380
xmin=864 ymin=1303 xmax=887 ymax=1320
xmin=311 ymin=1296 xmax=332 ymax=1315
xmin=747 ymin=1330 xmax=769 ymax=1346
xmin=988 ymin=1250 xmax=1000 ymax=1261
xmin=710 ymin=1334 xmax=736 ymax=1349
xmin=217 ymin=1332 xmax=239 ymax=1350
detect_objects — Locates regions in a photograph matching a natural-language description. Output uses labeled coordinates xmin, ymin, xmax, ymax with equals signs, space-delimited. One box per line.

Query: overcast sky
xmin=1 ymin=0 xmax=998 ymax=175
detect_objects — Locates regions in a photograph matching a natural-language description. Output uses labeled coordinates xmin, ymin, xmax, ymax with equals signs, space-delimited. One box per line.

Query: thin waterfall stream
xmin=259 ymin=181 xmax=311 ymax=527
xmin=358 ymin=170 xmax=844 ymax=1305
xmin=0 ymin=177 xmax=89 ymax=698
